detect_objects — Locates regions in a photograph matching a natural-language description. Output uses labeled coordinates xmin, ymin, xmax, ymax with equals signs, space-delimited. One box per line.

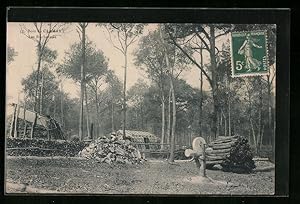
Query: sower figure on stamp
xmin=238 ymin=33 xmax=263 ymax=71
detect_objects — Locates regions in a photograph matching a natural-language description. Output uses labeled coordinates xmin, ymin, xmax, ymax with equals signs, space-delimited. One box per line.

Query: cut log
xmin=208 ymin=141 xmax=236 ymax=148
xmin=206 ymin=160 xmax=223 ymax=165
xmin=217 ymin=136 xmax=238 ymax=140
xmin=206 ymin=153 xmax=230 ymax=158
xmin=210 ymin=145 xmax=232 ymax=150
xmin=206 ymin=155 xmax=227 ymax=160
xmin=211 ymin=139 xmax=237 ymax=145
xmin=210 ymin=148 xmax=231 ymax=154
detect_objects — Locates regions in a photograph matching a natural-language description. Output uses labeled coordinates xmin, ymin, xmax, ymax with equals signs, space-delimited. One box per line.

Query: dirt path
xmin=5 ymin=157 xmax=274 ymax=195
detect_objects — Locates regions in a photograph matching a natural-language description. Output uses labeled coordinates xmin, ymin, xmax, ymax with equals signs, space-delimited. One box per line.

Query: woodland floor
xmin=5 ymin=156 xmax=274 ymax=195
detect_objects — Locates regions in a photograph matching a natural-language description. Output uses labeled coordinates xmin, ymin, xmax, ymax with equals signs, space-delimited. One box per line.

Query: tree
xmin=58 ymin=39 xmax=110 ymax=139
xmin=7 ymin=44 xmax=18 ymax=64
xmin=161 ymin=25 xmax=193 ymax=161
xmin=99 ymin=23 xmax=144 ymax=138
xmin=127 ymin=79 xmax=149 ymax=130
xmin=134 ymin=29 xmax=169 ymax=149
xmin=166 ymin=23 xmax=233 ymax=140
xmin=20 ymin=23 xmax=67 ymax=139
xmin=135 ymin=26 xmax=191 ymax=156
xmin=22 ymin=67 xmax=59 ymax=114
xmin=86 ymin=70 xmax=123 ymax=136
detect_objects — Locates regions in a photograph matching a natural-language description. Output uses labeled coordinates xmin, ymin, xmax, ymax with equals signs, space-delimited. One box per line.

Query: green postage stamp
xmin=230 ymin=31 xmax=269 ymax=77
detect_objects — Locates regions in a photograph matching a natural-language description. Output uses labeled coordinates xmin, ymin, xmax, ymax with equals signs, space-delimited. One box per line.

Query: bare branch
xmin=19 ymin=24 xmax=38 ymax=43
xmin=127 ymin=35 xmax=139 ymax=47
xmin=117 ymin=31 xmax=125 ymax=52
xmin=174 ymin=68 xmax=184 ymax=79
xmin=215 ymin=30 xmax=231 ymax=39
xmin=104 ymin=26 xmax=124 ymax=54
xmin=194 ymin=32 xmax=210 ymax=51
xmin=167 ymin=28 xmax=213 ymax=88
xmin=110 ymin=23 xmax=121 ymax=30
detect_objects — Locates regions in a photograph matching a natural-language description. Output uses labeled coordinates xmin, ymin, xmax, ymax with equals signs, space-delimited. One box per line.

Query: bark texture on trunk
xmin=122 ymin=49 xmax=128 ymax=139
xmin=79 ymin=23 xmax=87 ymax=141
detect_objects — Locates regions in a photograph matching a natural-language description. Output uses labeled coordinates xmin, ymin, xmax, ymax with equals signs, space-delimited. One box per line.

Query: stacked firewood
xmin=206 ymin=136 xmax=239 ymax=166
xmin=78 ymin=136 xmax=145 ymax=164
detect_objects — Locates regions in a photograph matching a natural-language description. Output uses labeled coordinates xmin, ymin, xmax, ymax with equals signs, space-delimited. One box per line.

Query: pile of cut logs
xmin=206 ymin=136 xmax=239 ymax=167
xmin=78 ymin=136 xmax=145 ymax=164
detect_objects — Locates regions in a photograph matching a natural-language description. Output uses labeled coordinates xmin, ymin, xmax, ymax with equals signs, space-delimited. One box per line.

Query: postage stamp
xmin=230 ymin=30 xmax=269 ymax=77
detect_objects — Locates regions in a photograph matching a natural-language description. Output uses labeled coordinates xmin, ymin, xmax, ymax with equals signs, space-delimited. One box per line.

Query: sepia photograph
xmin=5 ymin=21 xmax=277 ymax=195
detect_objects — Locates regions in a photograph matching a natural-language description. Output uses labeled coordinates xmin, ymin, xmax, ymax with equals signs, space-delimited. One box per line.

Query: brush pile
xmin=78 ymin=136 xmax=145 ymax=164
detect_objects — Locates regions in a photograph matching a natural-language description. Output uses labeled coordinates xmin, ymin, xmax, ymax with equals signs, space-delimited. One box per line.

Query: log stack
xmin=78 ymin=136 xmax=145 ymax=165
xmin=206 ymin=136 xmax=239 ymax=167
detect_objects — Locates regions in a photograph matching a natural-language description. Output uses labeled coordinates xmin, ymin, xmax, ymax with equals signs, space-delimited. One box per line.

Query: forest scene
xmin=6 ymin=22 xmax=276 ymax=194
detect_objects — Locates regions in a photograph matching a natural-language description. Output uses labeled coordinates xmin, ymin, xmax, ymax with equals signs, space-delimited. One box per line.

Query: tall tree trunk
xmin=30 ymin=113 xmax=37 ymax=139
xmin=209 ymin=25 xmax=218 ymax=140
xmin=160 ymin=95 xmax=165 ymax=150
xmin=79 ymin=23 xmax=87 ymax=141
xmin=14 ymin=93 xmax=20 ymax=138
xmin=169 ymin=80 xmax=176 ymax=162
xmin=227 ymin=75 xmax=231 ymax=136
xmin=39 ymin=73 xmax=44 ymax=114
xmin=122 ymin=49 xmax=128 ymax=139
xmin=23 ymin=97 xmax=27 ymax=138
xmin=111 ymin=101 xmax=115 ymax=133
xmin=95 ymin=84 xmax=100 ymax=137
xmin=9 ymin=104 xmax=17 ymax=138
xmin=60 ymin=82 xmax=64 ymax=128
xmin=141 ymin=105 xmax=144 ymax=129
xmin=85 ymin=86 xmax=91 ymax=139
xmin=250 ymin=119 xmax=257 ymax=154
xmin=167 ymin=87 xmax=172 ymax=146
xmin=198 ymin=67 xmax=203 ymax=138
xmin=159 ymin=25 xmax=176 ymax=161
xmin=216 ymin=112 xmax=220 ymax=137
xmin=246 ymin=81 xmax=257 ymax=153
xmin=31 ymin=46 xmax=43 ymax=139
xmin=258 ymin=78 xmax=263 ymax=152
xmin=222 ymin=110 xmax=227 ymax=136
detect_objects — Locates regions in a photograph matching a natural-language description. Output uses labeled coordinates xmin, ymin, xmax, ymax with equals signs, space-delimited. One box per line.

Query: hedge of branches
xmin=6 ymin=138 xmax=87 ymax=157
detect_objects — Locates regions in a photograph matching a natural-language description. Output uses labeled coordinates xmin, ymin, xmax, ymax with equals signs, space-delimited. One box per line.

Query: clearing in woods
xmin=5 ymin=157 xmax=274 ymax=195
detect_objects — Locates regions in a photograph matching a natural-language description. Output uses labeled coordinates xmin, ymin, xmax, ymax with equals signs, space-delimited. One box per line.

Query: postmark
xmin=230 ymin=30 xmax=269 ymax=77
